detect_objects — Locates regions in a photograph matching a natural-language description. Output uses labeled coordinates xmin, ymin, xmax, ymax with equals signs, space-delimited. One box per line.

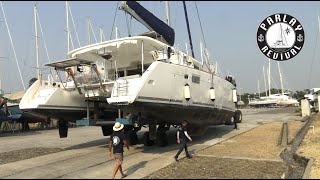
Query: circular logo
xmin=112 ymin=136 xmax=120 ymax=146
xmin=257 ymin=13 xmax=304 ymax=61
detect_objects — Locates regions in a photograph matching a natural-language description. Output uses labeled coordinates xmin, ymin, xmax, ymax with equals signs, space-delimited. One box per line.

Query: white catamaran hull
xmin=19 ymin=79 xmax=93 ymax=121
xmin=107 ymin=61 xmax=236 ymax=126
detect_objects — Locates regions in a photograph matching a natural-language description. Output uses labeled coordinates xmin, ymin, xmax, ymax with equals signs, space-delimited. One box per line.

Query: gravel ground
xmin=198 ymin=123 xmax=283 ymax=160
xmin=144 ymin=156 xmax=288 ymax=179
xmin=0 ymin=147 xmax=64 ymax=165
xmin=297 ymin=115 xmax=320 ymax=179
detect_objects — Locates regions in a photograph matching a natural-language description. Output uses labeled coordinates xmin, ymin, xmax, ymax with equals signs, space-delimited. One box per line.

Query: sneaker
xmin=187 ymin=155 xmax=193 ymax=159
xmin=174 ymin=156 xmax=179 ymax=162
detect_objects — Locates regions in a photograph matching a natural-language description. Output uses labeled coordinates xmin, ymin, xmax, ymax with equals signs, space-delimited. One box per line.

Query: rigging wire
xmin=88 ymin=19 xmax=97 ymax=43
xmin=110 ymin=1 xmax=119 ymax=40
xmin=194 ymin=1 xmax=212 ymax=73
xmin=36 ymin=8 xmax=55 ymax=77
xmin=307 ymin=16 xmax=320 ymax=89
xmin=0 ymin=1 xmax=26 ymax=90
xmin=68 ymin=4 xmax=81 ymax=48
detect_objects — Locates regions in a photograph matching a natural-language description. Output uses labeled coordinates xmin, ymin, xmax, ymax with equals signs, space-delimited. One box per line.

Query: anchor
xmin=258 ymin=34 xmax=264 ymax=42
xmin=297 ymin=34 xmax=303 ymax=42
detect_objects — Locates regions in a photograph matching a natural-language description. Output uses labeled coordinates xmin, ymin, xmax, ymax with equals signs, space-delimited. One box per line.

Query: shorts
xmin=114 ymin=153 xmax=123 ymax=165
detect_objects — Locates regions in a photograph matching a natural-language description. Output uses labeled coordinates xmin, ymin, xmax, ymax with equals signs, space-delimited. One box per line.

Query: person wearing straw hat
xmin=109 ymin=122 xmax=129 ymax=179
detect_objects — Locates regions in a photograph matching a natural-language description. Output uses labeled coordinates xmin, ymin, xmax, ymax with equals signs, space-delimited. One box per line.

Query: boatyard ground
xmin=0 ymin=107 xmax=317 ymax=179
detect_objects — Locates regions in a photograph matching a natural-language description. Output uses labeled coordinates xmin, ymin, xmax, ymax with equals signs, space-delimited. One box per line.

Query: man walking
xmin=109 ymin=122 xmax=129 ymax=179
xmin=174 ymin=120 xmax=192 ymax=162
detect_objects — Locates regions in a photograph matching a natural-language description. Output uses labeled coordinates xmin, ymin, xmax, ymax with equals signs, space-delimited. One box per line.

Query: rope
xmin=110 ymin=1 xmax=120 ymax=40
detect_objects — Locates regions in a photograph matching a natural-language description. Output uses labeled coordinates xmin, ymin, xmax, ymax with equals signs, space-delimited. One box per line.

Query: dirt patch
xmin=0 ymin=147 xmax=64 ymax=165
xmin=297 ymin=115 xmax=320 ymax=179
xmin=144 ymin=156 xmax=288 ymax=179
xmin=198 ymin=123 xmax=283 ymax=160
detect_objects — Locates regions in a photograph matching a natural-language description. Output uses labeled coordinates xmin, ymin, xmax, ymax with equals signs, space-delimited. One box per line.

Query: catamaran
xmin=20 ymin=1 xmax=242 ymax=146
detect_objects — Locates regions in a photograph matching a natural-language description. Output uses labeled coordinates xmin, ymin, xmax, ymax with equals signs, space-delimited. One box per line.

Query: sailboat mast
xmin=200 ymin=41 xmax=204 ymax=66
xmin=277 ymin=61 xmax=284 ymax=95
xmin=34 ymin=2 xmax=40 ymax=80
xmin=263 ymin=66 xmax=267 ymax=97
xmin=182 ymin=1 xmax=195 ymax=58
xmin=66 ymin=1 xmax=70 ymax=53
xmin=165 ymin=1 xmax=170 ymax=26
xmin=258 ymin=79 xmax=261 ymax=98
xmin=115 ymin=25 xmax=118 ymax=39
xmin=99 ymin=26 xmax=103 ymax=42
xmin=268 ymin=58 xmax=271 ymax=96
xmin=87 ymin=17 xmax=91 ymax=44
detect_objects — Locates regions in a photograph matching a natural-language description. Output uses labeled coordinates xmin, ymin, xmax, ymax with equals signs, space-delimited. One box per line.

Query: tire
xmin=58 ymin=121 xmax=68 ymax=138
xmin=235 ymin=110 xmax=242 ymax=123
xmin=225 ymin=116 xmax=234 ymax=125
xmin=128 ymin=130 xmax=138 ymax=145
xmin=143 ymin=132 xmax=154 ymax=146
xmin=156 ymin=131 xmax=168 ymax=147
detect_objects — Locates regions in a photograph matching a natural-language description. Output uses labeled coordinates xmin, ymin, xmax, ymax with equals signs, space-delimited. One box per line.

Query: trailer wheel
xmin=235 ymin=110 xmax=242 ymax=123
xmin=225 ymin=116 xmax=234 ymax=125
xmin=156 ymin=131 xmax=168 ymax=147
xmin=128 ymin=130 xmax=138 ymax=145
xmin=143 ymin=132 xmax=154 ymax=146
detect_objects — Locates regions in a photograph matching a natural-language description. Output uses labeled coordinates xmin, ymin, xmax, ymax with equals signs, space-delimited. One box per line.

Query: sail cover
xmin=120 ymin=1 xmax=175 ymax=46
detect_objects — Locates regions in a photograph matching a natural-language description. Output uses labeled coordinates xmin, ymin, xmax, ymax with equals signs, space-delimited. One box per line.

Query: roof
xmin=3 ymin=91 xmax=25 ymax=101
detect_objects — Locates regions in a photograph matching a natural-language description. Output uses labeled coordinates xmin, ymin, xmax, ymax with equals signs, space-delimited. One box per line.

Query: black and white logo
xmin=112 ymin=136 xmax=120 ymax=146
xmin=257 ymin=13 xmax=304 ymax=61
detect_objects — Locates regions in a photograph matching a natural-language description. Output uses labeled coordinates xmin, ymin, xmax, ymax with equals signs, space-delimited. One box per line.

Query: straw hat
xmin=113 ymin=122 xmax=124 ymax=131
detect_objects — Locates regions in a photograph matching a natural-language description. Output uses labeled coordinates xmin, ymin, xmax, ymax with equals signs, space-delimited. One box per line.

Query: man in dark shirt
xmin=174 ymin=120 xmax=193 ymax=162
xmin=109 ymin=122 xmax=129 ymax=179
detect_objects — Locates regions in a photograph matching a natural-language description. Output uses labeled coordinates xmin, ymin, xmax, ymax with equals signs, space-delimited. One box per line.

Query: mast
xmin=263 ymin=66 xmax=267 ymax=97
xmin=277 ymin=61 xmax=284 ymax=95
xmin=215 ymin=61 xmax=218 ymax=74
xmin=165 ymin=1 xmax=170 ymax=26
xmin=87 ymin=17 xmax=91 ymax=44
xmin=66 ymin=1 xmax=70 ymax=53
xmin=200 ymin=41 xmax=203 ymax=66
xmin=115 ymin=25 xmax=118 ymax=39
xmin=99 ymin=26 xmax=103 ymax=43
xmin=258 ymin=79 xmax=260 ymax=98
xmin=268 ymin=58 xmax=271 ymax=96
xmin=34 ymin=2 xmax=40 ymax=80
xmin=182 ymin=1 xmax=195 ymax=58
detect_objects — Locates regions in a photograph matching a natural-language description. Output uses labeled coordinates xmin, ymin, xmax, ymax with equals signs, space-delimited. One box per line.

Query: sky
xmin=1 ymin=1 xmax=320 ymax=94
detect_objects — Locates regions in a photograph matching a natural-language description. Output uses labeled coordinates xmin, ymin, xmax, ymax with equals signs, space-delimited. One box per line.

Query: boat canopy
xmin=119 ymin=1 xmax=175 ymax=46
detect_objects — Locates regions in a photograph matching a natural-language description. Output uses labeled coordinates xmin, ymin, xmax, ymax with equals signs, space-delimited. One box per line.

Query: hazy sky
xmin=1 ymin=1 xmax=320 ymax=94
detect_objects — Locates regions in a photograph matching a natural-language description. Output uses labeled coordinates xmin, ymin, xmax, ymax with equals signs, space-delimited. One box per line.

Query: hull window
xmin=192 ymin=75 xmax=200 ymax=84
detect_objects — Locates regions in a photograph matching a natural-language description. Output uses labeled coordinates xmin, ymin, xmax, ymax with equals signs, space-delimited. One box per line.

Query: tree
xmin=29 ymin=78 xmax=38 ymax=87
